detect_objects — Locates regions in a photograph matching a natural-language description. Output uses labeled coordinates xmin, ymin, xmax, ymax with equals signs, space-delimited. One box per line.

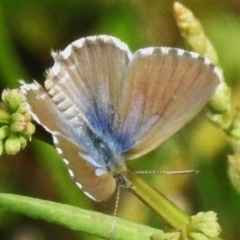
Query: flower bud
xmin=16 ymin=103 xmax=28 ymax=114
xmin=188 ymin=212 xmax=221 ymax=239
xmin=23 ymin=122 xmax=35 ymax=137
xmin=2 ymin=89 xmax=26 ymax=112
xmin=18 ymin=135 xmax=27 ymax=149
xmin=5 ymin=134 xmax=21 ymax=155
xmin=0 ymin=126 xmax=9 ymax=139
xmin=0 ymin=109 xmax=11 ymax=124
xmin=10 ymin=113 xmax=27 ymax=133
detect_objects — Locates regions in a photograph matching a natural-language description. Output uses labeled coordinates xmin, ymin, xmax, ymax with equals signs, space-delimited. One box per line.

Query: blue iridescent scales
xmin=20 ymin=35 xmax=221 ymax=201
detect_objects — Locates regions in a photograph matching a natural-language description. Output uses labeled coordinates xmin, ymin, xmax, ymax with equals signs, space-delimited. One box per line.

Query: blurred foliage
xmin=0 ymin=0 xmax=240 ymax=240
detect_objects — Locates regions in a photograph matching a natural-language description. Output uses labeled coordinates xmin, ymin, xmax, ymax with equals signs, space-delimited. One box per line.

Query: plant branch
xmin=0 ymin=193 xmax=162 ymax=240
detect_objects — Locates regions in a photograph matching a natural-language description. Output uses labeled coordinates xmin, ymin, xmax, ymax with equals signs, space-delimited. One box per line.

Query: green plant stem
xmin=126 ymin=168 xmax=190 ymax=230
xmin=0 ymin=193 xmax=162 ymax=240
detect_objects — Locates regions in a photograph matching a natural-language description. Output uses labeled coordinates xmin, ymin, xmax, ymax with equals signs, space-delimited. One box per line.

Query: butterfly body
xmin=21 ymin=35 xmax=220 ymax=201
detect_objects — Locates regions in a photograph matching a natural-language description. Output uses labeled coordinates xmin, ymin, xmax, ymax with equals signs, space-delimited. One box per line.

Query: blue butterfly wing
xmin=21 ymin=35 xmax=132 ymax=201
xmin=44 ymin=35 xmax=133 ymax=154
xmin=21 ymin=82 xmax=116 ymax=201
xmin=119 ymin=48 xmax=220 ymax=160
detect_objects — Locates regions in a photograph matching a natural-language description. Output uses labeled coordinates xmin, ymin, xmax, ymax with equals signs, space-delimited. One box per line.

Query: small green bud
xmin=188 ymin=212 xmax=221 ymax=239
xmin=173 ymin=2 xmax=218 ymax=64
xmin=18 ymin=135 xmax=27 ymax=149
xmin=10 ymin=121 xmax=26 ymax=133
xmin=5 ymin=134 xmax=21 ymax=155
xmin=2 ymin=89 xmax=26 ymax=112
xmin=23 ymin=122 xmax=35 ymax=137
xmin=0 ymin=126 xmax=9 ymax=139
xmin=16 ymin=103 xmax=28 ymax=114
xmin=10 ymin=113 xmax=27 ymax=133
xmin=0 ymin=109 xmax=11 ymax=124
xmin=11 ymin=112 xmax=25 ymax=122
xmin=0 ymin=89 xmax=34 ymax=154
xmin=197 ymin=221 xmax=221 ymax=237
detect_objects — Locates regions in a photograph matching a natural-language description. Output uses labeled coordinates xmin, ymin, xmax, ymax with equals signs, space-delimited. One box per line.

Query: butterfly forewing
xmin=46 ymin=36 xmax=131 ymax=138
xmin=21 ymin=82 xmax=70 ymax=136
xmin=120 ymin=48 xmax=220 ymax=160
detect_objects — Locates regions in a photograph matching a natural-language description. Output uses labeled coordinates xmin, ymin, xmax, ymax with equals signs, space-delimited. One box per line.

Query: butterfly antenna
xmin=110 ymin=185 xmax=121 ymax=240
xmin=135 ymin=170 xmax=199 ymax=175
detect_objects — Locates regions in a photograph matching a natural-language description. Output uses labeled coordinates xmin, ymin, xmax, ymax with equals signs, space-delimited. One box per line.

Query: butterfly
xmin=21 ymin=35 xmax=220 ymax=202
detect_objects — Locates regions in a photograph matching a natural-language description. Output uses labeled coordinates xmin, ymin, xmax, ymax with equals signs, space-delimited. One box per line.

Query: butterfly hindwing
xmin=52 ymin=133 xmax=116 ymax=201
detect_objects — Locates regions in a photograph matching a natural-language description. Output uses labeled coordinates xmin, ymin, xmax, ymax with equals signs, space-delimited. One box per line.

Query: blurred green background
xmin=0 ymin=0 xmax=240 ymax=239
